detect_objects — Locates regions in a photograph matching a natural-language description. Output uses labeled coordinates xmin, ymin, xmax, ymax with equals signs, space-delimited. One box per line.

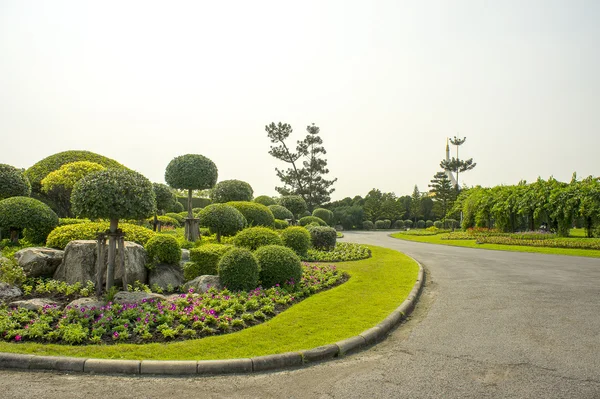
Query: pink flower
xmin=14 ymin=335 xmax=21 ymax=341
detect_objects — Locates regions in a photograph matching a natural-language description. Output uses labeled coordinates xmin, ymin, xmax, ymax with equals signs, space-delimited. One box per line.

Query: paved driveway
xmin=1 ymin=231 xmax=599 ymax=398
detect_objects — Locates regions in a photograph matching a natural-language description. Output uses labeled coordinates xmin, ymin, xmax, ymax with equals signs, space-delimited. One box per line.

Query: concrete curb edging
xmin=0 ymin=259 xmax=424 ymax=376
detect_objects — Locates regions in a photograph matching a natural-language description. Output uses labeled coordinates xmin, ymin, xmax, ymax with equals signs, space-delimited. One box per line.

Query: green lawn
xmin=391 ymin=232 xmax=600 ymax=258
xmin=0 ymin=245 xmax=419 ymax=360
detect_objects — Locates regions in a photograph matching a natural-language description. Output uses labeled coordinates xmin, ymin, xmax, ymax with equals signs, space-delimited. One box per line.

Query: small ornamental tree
xmin=0 ymin=196 xmax=58 ymax=243
xmin=210 ymin=180 xmax=254 ymax=203
xmin=40 ymin=161 xmax=106 ymax=217
xmin=198 ymin=203 xmax=246 ymax=242
xmin=0 ymin=164 xmax=31 ymax=200
xmin=71 ymin=169 xmax=156 ymax=291
xmin=277 ymin=195 xmax=307 ymax=223
xmin=152 ymin=183 xmax=178 ymax=231
xmin=165 ymin=154 xmax=218 ymax=241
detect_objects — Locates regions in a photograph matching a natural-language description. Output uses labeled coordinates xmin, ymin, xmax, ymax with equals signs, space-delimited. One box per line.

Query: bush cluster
xmin=232 ymin=227 xmax=283 ymax=251
xmin=255 ymin=245 xmax=302 ymax=288
xmin=185 ymin=244 xmax=233 ymax=279
xmin=268 ymin=205 xmax=293 ymax=221
xmin=309 ymin=226 xmax=337 ymax=251
xmin=0 ymin=196 xmax=59 ymax=243
xmin=46 ymin=222 xmax=156 ymax=249
xmin=145 ymin=235 xmax=181 ymax=268
xmin=281 ymin=226 xmax=311 ymax=256
xmin=298 ymin=216 xmax=327 ymax=227
xmin=227 ymin=201 xmax=274 ymax=227
xmin=0 ymin=164 xmax=31 ymax=200
xmin=217 ymin=247 xmax=259 ymax=291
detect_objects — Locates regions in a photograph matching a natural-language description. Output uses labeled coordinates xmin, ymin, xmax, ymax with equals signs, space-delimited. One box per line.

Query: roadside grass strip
xmin=391 ymin=232 xmax=600 ymax=258
xmin=0 ymin=245 xmax=418 ymax=360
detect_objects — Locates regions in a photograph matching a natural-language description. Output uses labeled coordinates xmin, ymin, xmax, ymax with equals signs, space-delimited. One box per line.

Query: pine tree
xmin=440 ymin=136 xmax=476 ymax=190
xmin=410 ymin=185 xmax=421 ymax=222
xmin=429 ymin=171 xmax=456 ymax=220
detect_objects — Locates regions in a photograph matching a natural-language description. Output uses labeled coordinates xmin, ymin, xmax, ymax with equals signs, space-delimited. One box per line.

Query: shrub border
xmin=0 ymin=259 xmax=424 ymax=376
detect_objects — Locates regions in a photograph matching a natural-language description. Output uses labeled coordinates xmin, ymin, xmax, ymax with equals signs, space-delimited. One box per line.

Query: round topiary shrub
xmin=383 ymin=219 xmax=392 ymax=229
xmin=277 ymin=195 xmax=307 ymax=221
xmin=145 ymin=235 xmax=181 ymax=268
xmin=0 ymin=196 xmax=58 ymax=243
xmin=46 ymin=222 xmax=156 ymax=249
xmin=232 ymin=226 xmax=283 ymax=251
xmin=164 ymin=154 xmax=218 ymax=193
xmin=198 ymin=203 xmax=246 ymax=242
xmin=165 ymin=212 xmax=185 ymax=224
xmin=210 ymin=179 xmax=254 ymax=203
xmin=254 ymin=195 xmax=276 ymax=206
xmin=393 ymin=220 xmax=405 ymax=229
xmin=416 ymin=220 xmax=426 ymax=229
xmin=273 ymin=219 xmax=289 ymax=230
xmin=227 ymin=201 xmax=274 ymax=227
xmin=268 ymin=205 xmax=293 ymax=221
xmin=374 ymin=220 xmax=386 ymax=229
xmin=309 ymin=226 xmax=337 ymax=251
xmin=312 ymin=208 xmax=333 ymax=225
xmin=186 ymin=244 xmax=233 ymax=279
xmin=425 ymin=220 xmax=434 ymax=228
xmin=404 ymin=220 xmax=413 ymax=228
xmin=298 ymin=216 xmax=327 ymax=227
xmin=434 ymin=220 xmax=443 ymax=229
xmin=170 ymin=201 xmax=185 ymax=213
xmin=281 ymin=226 xmax=311 ymax=256
xmin=0 ymin=164 xmax=31 ymax=200
xmin=254 ymin=245 xmax=302 ymax=288
xmin=362 ymin=220 xmax=374 ymax=230
xmin=218 ymin=247 xmax=259 ymax=291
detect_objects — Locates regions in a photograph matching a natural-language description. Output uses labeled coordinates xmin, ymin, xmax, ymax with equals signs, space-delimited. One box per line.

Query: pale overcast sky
xmin=1 ymin=1 xmax=599 ymax=201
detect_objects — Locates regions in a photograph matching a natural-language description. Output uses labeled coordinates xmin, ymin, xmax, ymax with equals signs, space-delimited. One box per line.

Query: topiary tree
xmin=210 ymin=180 xmax=253 ymax=203
xmin=218 ymin=247 xmax=259 ymax=291
xmin=227 ymin=201 xmax=274 ymax=227
xmin=416 ymin=220 xmax=426 ymax=229
xmin=232 ymin=226 xmax=283 ymax=251
xmin=254 ymin=195 xmax=276 ymax=206
xmin=255 ymin=245 xmax=302 ymax=288
xmin=281 ymin=226 xmax=311 ymax=256
xmin=393 ymin=220 xmax=405 ymax=229
xmin=165 ymin=154 xmax=218 ymax=241
xmin=40 ymin=161 xmax=106 ymax=217
xmin=198 ymin=203 xmax=246 ymax=242
xmin=298 ymin=215 xmax=327 ymax=227
xmin=0 ymin=196 xmax=58 ymax=244
xmin=71 ymin=169 xmax=156 ymax=291
xmin=312 ymin=208 xmax=333 ymax=225
xmin=268 ymin=204 xmax=293 ymax=221
xmin=362 ymin=220 xmax=374 ymax=230
xmin=277 ymin=195 xmax=307 ymax=223
xmin=151 ymin=183 xmax=178 ymax=231
xmin=0 ymin=164 xmax=31 ymax=201
xmin=309 ymin=226 xmax=337 ymax=251
xmin=404 ymin=219 xmax=413 ymax=229
xmin=425 ymin=220 xmax=434 ymax=228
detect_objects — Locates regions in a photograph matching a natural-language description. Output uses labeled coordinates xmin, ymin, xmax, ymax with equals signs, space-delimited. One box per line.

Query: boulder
xmin=0 ymin=282 xmax=22 ymax=301
xmin=9 ymin=298 xmax=60 ymax=311
xmin=53 ymin=240 xmax=147 ymax=287
xmin=14 ymin=247 xmax=64 ymax=278
xmin=66 ymin=297 xmax=105 ymax=310
xmin=183 ymin=275 xmax=222 ymax=294
xmin=112 ymin=291 xmax=166 ymax=305
xmin=149 ymin=263 xmax=184 ymax=291
xmin=181 ymin=249 xmax=190 ymax=264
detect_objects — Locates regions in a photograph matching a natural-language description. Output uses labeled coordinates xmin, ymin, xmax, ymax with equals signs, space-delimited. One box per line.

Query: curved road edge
xmin=0 ymin=255 xmax=424 ymax=377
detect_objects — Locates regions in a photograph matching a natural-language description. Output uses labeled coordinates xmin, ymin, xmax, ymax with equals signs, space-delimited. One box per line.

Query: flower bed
xmin=475 ymin=236 xmax=600 ymax=250
xmin=302 ymin=242 xmax=371 ymax=262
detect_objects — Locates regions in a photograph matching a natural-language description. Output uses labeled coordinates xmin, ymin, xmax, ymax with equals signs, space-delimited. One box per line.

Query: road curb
xmin=0 ymin=258 xmax=424 ymax=376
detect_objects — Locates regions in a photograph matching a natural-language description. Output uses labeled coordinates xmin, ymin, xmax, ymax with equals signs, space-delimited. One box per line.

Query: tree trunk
xmin=106 ymin=219 xmax=118 ymax=291
xmin=9 ymin=229 xmax=19 ymax=244
xmin=187 ymin=189 xmax=193 ymax=219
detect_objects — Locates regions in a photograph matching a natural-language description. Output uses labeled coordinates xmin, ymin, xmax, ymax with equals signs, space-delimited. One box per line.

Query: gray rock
xmin=9 ymin=298 xmax=60 ymax=311
xmin=0 ymin=282 xmax=22 ymax=301
xmin=53 ymin=240 xmax=147 ymax=287
xmin=183 ymin=275 xmax=222 ymax=294
xmin=15 ymin=247 xmax=64 ymax=278
xmin=112 ymin=291 xmax=166 ymax=305
xmin=181 ymin=249 xmax=190 ymax=263
xmin=148 ymin=263 xmax=184 ymax=291
xmin=66 ymin=297 xmax=105 ymax=310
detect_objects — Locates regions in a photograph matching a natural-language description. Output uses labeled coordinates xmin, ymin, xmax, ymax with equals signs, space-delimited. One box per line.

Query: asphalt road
xmin=1 ymin=231 xmax=599 ymax=399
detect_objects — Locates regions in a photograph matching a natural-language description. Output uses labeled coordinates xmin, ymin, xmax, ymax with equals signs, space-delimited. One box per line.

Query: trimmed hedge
xmin=298 ymin=216 xmax=327 ymax=227
xmin=217 ymin=247 xmax=259 ymax=291
xmin=46 ymin=222 xmax=156 ymax=249
xmin=211 ymin=180 xmax=254 ymax=203
xmin=165 ymin=213 xmax=185 ymax=224
xmin=227 ymin=201 xmax=274 ymax=227
xmin=309 ymin=226 xmax=337 ymax=251
xmin=281 ymin=226 xmax=311 ymax=256
xmin=362 ymin=220 xmax=374 ymax=230
xmin=434 ymin=220 xmax=443 ymax=229
xmin=176 ymin=196 xmax=211 ymax=211
xmin=0 ymin=196 xmax=58 ymax=243
xmin=254 ymin=195 xmax=276 ymax=206
xmin=426 ymin=220 xmax=434 ymax=228
xmin=375 ymin=219 xmax=391 ymax=229
xmin=404 ymin=220 xmax=413 ymax=228
xmin=268 ymin=205 xmax=293 ymax=221
xmin=255 ymin=245 xmax=302 ymax=288
xmin=0 ymin=164 xmax=31 ymax=200
xmin=312 ymin=208 xmax=333 ymax=225
xmin=145 ymin=235 xmax=181 ymax=268
xmin=416 ymin=220 xmax=426 ymax=229
xmin=186 ymin=244 xmax=233 ymax=279
xmin=232 ymin=226 xmax=283 ymax=251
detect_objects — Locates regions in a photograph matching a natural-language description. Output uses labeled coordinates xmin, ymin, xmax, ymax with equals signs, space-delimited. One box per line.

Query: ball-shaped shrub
xmin=254 ymin=195 xmax=276 ymax=206
xmin=71 ymin=169 xmax=156 ymax=221
xmin=281 ymin=226 xmax=311 ymax=256
xmin=277 ymin=195 xmax=307 ymax=220
xmin=375 ymin=220 xmax=387 ymax=229
xmin=309 ymin=226 xmax=337 ymax=251
xmin=393 ymin=220 xmax=405 ymax=229
xmin=164 ymin=154 xmax=218 ymax=191
xmin=170 ymin=201 xmax=185 ymax=213
xmin=165 ymin=212 xmax=185 ymax=224
xmin=254 ymin=245 xmax=302 ymax=288
xmin=46 ymin=222 xmax=156 ymax=249
xmin=210 ymin=179 xmax=254 ymax=203
xmin=25 ymin=150 xmax=125 ymax=194
xmin=153 ymin=183 xmax=177 ymax=213
xmin=298 ymin=215 xmax=327 ymax=227
xmin=41 ymin=161 xmax=106 ymax=193
xmin=217 ymin=248 xmax=259 ymax=291
xmin=273 ymin=219 xmax=289 ymax=229
xmin=362 ymin=220 xmax=374 ymax=230
xmin=227 ymin=201 xmax=274 ymax=227
xmin=232 ymin=226 xmax=283 ymax=251
xmin=198 ymin=203 xmax=246 ymax=242
xmin=404 ymin=220 xmax=414 ymax=228
xmin=145 ymin=235 xmax=181 ymax=267
xmin=0 ymin=196 xmax=58 ymax=243
xmin=0 ymin=164 xmax=31 ymax=200
xmin=268 ymin=205 xmax=293 ymax=221
xmin=186 ymin=244 xmax=233 ymax=279
xmin=434 ymin=220 xmax=443 ymax=229
xmin=312 ymin=208 xmax=333 ymax=225
xmin=425 ymin=220 xmax=434 ymax=228
xmin=416 ymin=220 xmax=426 ymax=229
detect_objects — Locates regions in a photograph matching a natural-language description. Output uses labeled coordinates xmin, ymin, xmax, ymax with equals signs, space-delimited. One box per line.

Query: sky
xmin=1 ymin=0 xmax=599 ymax=201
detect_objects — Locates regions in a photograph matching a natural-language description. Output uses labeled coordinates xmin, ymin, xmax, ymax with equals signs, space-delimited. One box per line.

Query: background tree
xmin=266 ymin=122 xmax=337 ymax=210
xmin=440 ymin=136 xmax=476 ymax=191
xmin=429 ymin=171 xmax=456 ymax=220
xmin=0 ymin=164 xmax=31 ymax=200
xmin=152 ymin=183 xmax=178 ymax=231
xmin=210 ymin=179 xmax=253 ymax=203
xmin=410 ymin=185 xmax=421 ymax=222
xmin=165 ymin=154 xmax=218 ymax=241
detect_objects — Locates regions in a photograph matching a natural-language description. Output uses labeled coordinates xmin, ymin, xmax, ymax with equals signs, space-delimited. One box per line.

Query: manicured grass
xmin=0 ymin=245 xmax=419 ymax=360
xmin=391 ymin=232 xmax=600 ymax=258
